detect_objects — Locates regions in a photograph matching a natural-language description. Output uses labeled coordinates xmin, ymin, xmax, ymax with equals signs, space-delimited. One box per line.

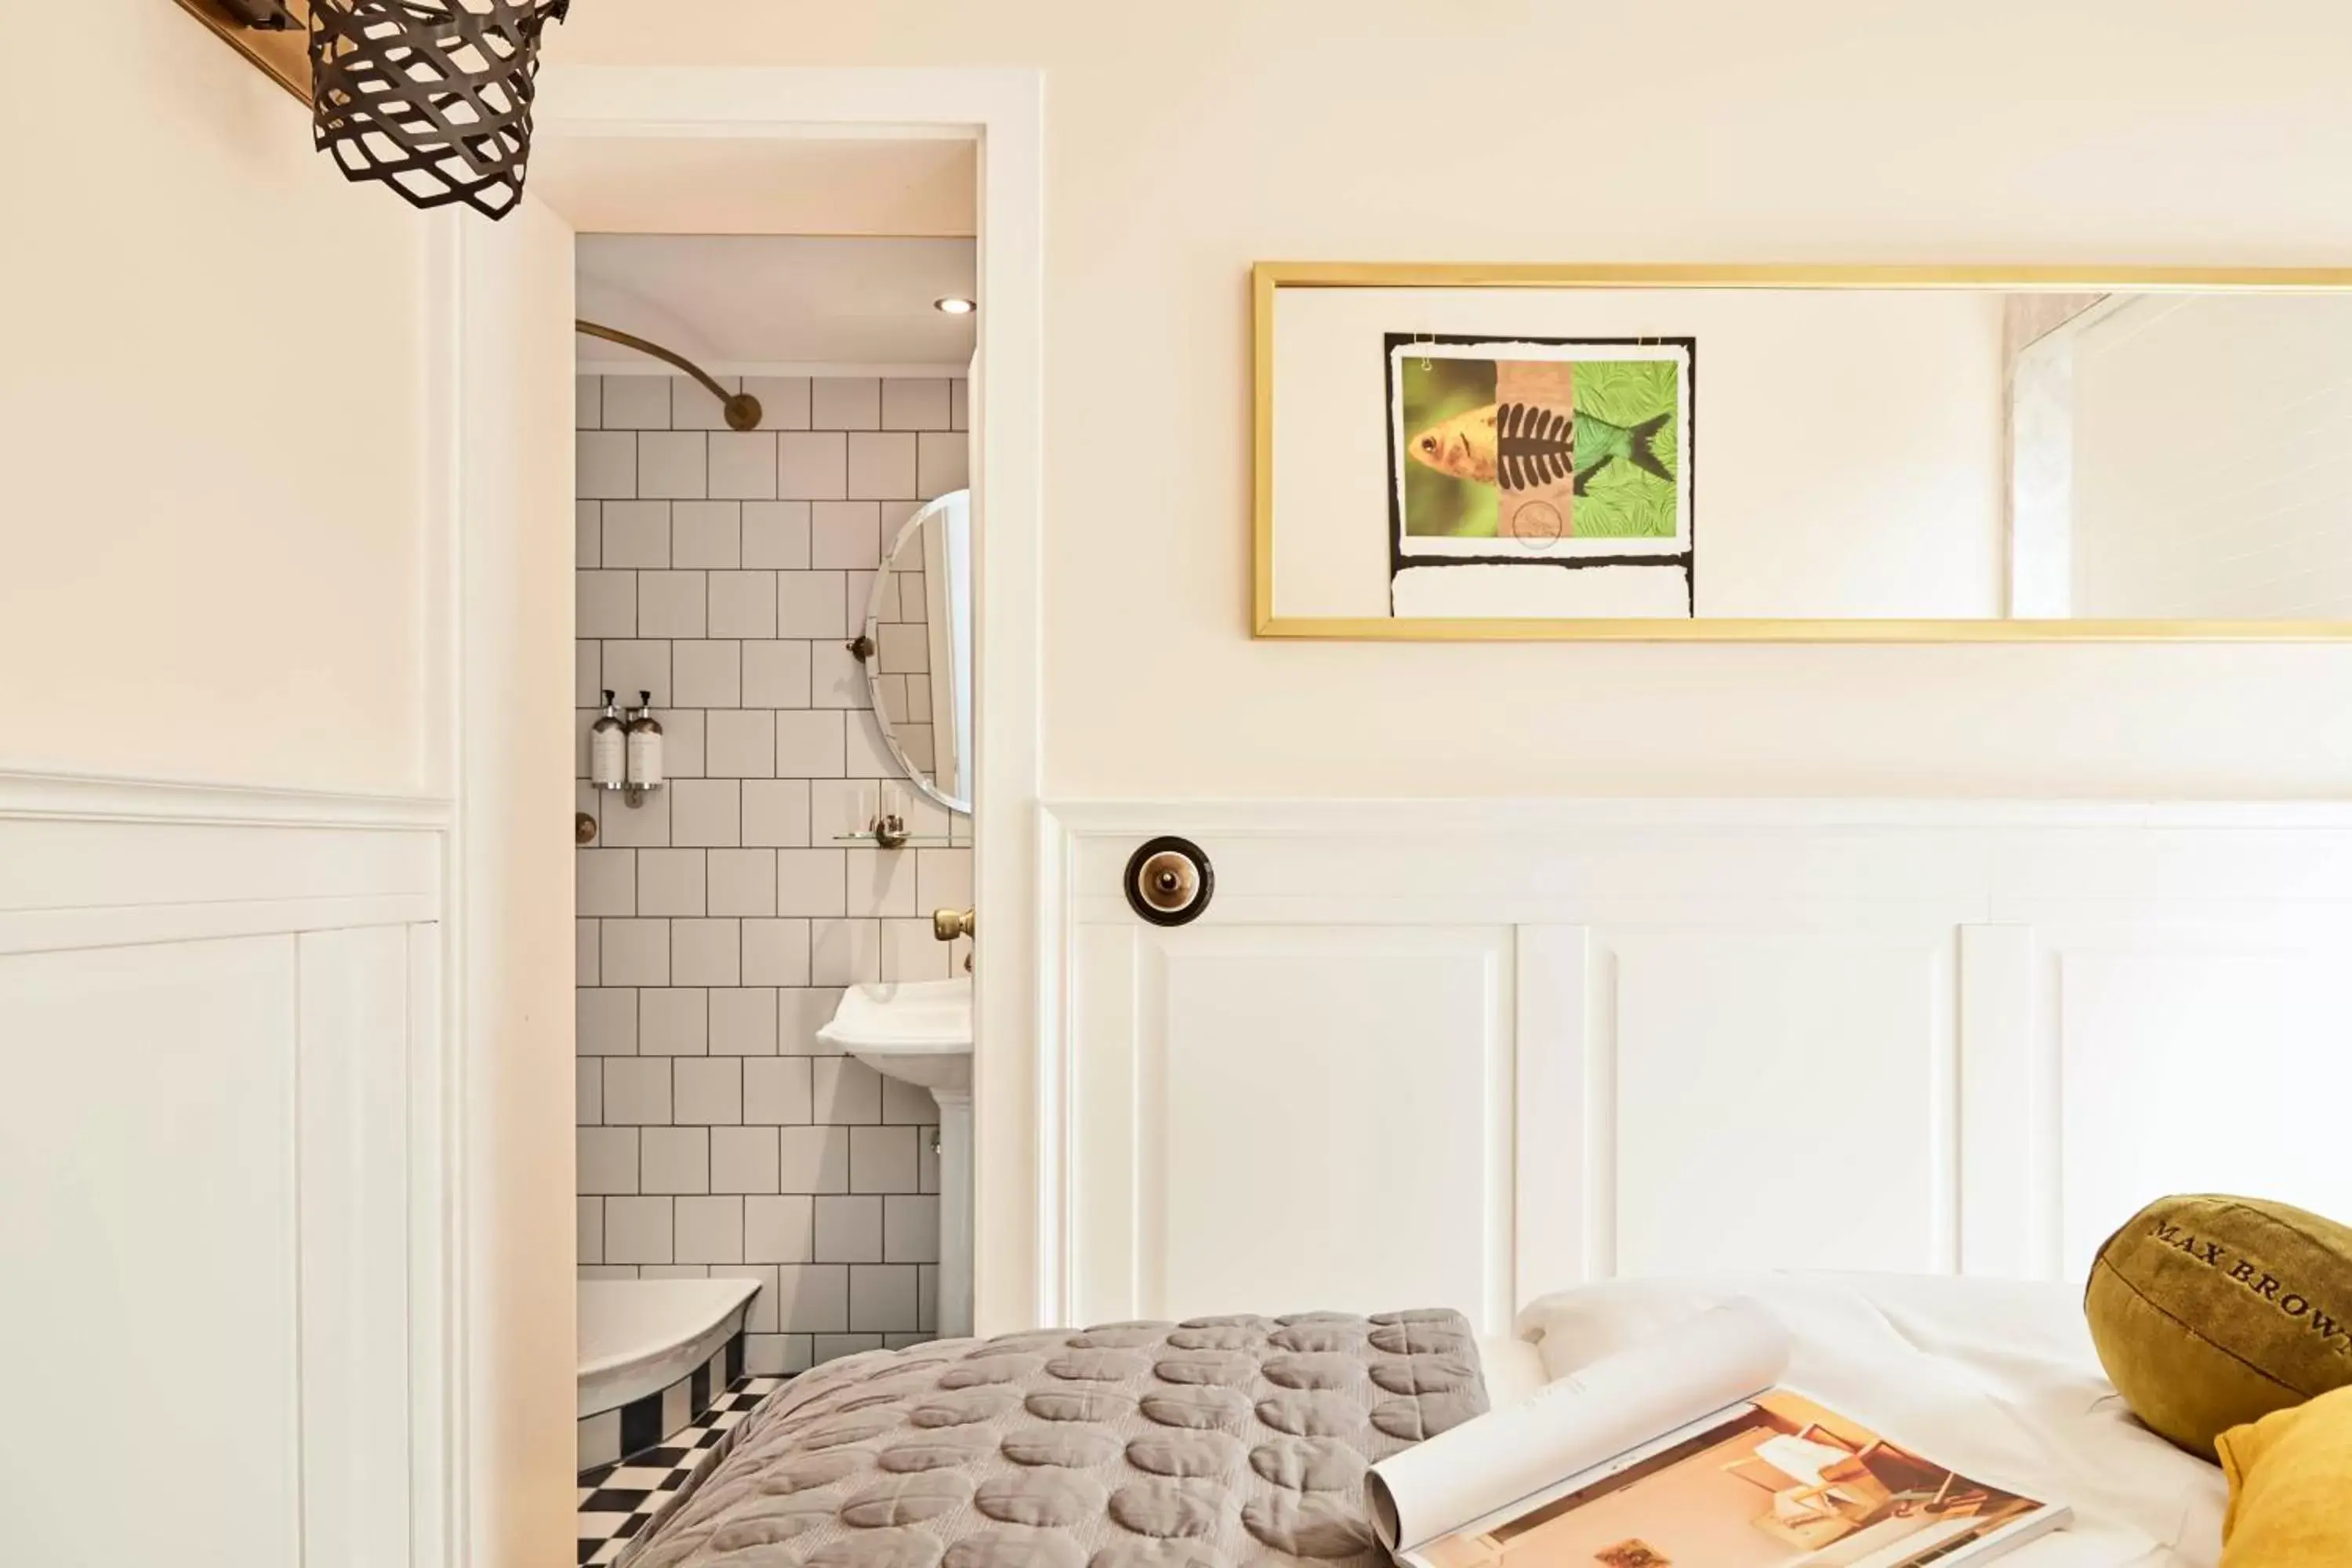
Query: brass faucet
xmin=931 ymin=908 xmax=976 ymax=943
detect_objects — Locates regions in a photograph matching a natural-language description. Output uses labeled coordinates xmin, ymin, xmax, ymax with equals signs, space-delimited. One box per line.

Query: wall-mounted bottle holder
xmin=1124 ymin=837 xmax=1214 ymax=927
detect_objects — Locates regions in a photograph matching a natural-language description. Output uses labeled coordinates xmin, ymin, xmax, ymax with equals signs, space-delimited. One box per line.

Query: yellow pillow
xmin=2084 ymin=1194 xmax=2352 ymax=1456
xmin=2218 ymin=1385 xmax=2352 ymax=1566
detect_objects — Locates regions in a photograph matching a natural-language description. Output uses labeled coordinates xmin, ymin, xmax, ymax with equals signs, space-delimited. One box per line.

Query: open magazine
xmin=1367 ymin=1301 xmax=2068 ymax=1568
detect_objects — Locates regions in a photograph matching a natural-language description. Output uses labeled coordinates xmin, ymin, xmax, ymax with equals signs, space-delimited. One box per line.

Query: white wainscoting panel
xmin=0 ymin=774 xmax=448 ymax=1568
xmin=1044 ymin=801 xmax=2352 ymax=1328
xmin=2048 ymin=931 xmax=2352 ymax=1279
xmin=1605 ymin=928 xmax=1957 ymax=1278
xmin=299 ymin=925 xmax=418 ymax=1568
xmin=1073 ymin=925 xmax=1515 ymax=1331
xmin=0 ymin=935 xmax=306 ymax=1568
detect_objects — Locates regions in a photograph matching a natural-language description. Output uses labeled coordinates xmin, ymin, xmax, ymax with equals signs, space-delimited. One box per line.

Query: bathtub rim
xmin=577 ymin=1276 xmax=760 ymax=1420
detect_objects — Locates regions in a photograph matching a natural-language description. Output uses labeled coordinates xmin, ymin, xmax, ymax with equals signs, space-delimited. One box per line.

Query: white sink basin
xmin=818 ymin=977 xmax=972 ymax=1092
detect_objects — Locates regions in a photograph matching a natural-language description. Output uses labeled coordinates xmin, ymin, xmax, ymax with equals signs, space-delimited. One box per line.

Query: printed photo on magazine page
xmin=1410 ymin=1390 xmax=2048 ymax=1568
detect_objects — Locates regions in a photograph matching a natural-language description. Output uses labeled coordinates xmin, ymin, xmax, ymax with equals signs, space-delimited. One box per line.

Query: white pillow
xmin=1515 ymin=1278 xmax=1726 ymax=1380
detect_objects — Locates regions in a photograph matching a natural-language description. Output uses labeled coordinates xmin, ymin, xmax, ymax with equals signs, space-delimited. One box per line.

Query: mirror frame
xmin=1252 ymin=262 xmax=2352 ymax=641
xmin=858 ymin=492 xmax=972 ymax=816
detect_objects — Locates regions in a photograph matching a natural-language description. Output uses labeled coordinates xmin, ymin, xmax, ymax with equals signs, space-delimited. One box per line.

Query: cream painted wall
xmin=559 ymin=0 xmax=2352 ymax=799
xmin=2071 ymin=294 xmax=2352 ymax=619
xmin=0 ymin=0 xmax=438 ymax=795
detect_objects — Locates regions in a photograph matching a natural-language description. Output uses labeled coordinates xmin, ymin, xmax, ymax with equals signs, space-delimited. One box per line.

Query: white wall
xmin=2072 ymin=294 xmax=2352 ymax=618
xmin=0 ymin=0 xmax=441 ymax=795
xmin=560 ymin=0 xmax=2352 ymax=799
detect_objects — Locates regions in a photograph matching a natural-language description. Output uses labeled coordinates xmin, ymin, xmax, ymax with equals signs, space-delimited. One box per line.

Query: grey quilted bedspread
xmin=621 ymin=1309 xmax=1487 ymax=1568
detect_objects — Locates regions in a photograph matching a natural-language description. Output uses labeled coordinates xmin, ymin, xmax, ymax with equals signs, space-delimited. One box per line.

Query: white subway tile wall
xmin=578 ymin=373 xmax=966 ymax=1371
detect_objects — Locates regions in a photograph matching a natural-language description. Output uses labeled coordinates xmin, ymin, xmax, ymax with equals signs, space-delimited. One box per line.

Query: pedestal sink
xmin=817 ymin=978 xmax=974 ymax=1338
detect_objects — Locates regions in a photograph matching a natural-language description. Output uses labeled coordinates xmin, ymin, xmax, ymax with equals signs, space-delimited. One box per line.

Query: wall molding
xmin=1044 ymin=797 xmax=2352 ymax=836
xmin=0 ymin=768 xmax=452 ymax=831
xmin=0 ymin=895 xmax=441 ymax=958
xmin=1 ymin=771 xmax=445 ymax=957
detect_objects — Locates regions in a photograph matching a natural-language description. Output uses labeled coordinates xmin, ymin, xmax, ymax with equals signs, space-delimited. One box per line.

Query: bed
xmin=619 ymin=1276 xmax=2228 ymax=1568
xmin=1512 ymin=1273 xmax=2231 ymax=1567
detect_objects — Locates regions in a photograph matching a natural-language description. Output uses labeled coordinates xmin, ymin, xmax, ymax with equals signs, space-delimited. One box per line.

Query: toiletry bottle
xmin=626 ymin=691 xmax=665 ymax=789
xmin=590 ymin=690 xmax=626 ymax=789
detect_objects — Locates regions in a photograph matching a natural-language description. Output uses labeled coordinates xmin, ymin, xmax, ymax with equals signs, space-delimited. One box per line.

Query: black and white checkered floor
xmin=577 ymin=1375 xmax=786 ymax=1566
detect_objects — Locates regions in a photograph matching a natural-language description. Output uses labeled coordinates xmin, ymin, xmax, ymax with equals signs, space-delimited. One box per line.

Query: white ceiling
xmin=575 ymin=235 xmax=978 ymax=372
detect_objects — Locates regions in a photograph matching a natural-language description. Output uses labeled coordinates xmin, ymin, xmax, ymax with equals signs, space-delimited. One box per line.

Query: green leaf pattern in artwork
xmin=1569 ymin=360 xmax=1679 ymax=539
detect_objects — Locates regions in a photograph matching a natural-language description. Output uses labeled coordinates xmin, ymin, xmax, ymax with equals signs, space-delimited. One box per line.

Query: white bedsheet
xmin=1475 ymin=1333 xmax=1548 ymax=1407
xmin=1497 ymin=1273 xmax=2230 ymax=1568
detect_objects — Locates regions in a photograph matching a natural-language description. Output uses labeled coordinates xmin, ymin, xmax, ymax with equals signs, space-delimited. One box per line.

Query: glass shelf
xmin=829 ymin=833 xmax=968 ymax=848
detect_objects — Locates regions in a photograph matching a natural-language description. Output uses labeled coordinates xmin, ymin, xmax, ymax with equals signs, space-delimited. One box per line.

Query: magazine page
xmin=1368 ymin=1300 xmax=1791 ymax=1554
xmin=1399 ymin=1387 xmax=2069 ymax=1568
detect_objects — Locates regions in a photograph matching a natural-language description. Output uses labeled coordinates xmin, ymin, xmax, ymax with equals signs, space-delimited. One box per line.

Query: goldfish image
xmin=1390 ymin=341 xmax=1690 ymax=546
xmin=1408 ymin=400 xmax=1675 ymax=496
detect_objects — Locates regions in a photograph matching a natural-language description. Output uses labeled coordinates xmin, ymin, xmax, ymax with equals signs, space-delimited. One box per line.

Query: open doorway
xmin=569 ymin=222 xmax=978 ymax=1509
xmin=445 ymin=71 xmax=1042 ymax=1567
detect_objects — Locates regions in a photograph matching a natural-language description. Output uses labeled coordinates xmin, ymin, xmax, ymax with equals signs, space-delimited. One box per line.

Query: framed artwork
xmin=1250 ymin=261 xmax=2352 ymax=641
xmin=1388 ymin=332 xmax=1694 ymax=616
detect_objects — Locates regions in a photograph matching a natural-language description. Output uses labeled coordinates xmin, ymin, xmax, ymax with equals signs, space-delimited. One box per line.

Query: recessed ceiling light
xmin=934 ymin=296 xmax=977 ymax=316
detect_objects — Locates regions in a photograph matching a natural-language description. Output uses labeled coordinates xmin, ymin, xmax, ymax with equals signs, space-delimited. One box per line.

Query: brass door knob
xmin=933 ymin=907 xmax=976 ymax=942
xmin=1124 ymin=837 xmax=1214 ymax=927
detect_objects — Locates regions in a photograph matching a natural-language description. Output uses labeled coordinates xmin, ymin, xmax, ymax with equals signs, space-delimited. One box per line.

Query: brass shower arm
xmin=575 ymin=320 xmax=764 ymax=431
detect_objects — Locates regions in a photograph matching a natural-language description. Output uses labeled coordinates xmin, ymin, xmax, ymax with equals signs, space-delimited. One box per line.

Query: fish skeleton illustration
xmin=1409 ymin=401 xmax=1674 ymax=495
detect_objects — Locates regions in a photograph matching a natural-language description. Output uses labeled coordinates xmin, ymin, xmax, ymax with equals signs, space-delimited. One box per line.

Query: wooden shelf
xmin=170 ymin=0 xmax=313 ymax=105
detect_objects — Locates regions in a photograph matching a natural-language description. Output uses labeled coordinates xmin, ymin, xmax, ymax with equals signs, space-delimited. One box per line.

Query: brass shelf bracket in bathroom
xmin=575 ymin=320 xmax=764 ymax=431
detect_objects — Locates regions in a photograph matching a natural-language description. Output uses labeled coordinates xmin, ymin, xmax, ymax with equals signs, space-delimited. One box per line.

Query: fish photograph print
xmin=1386 ymin=333 xmax=1696 ymax=618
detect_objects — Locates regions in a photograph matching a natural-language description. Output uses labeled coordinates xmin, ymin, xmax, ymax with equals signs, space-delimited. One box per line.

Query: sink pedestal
xmin=816 ymin=978 xmax=976 ymax=1343
xmin=931 ymin=1087 xmax=973 ymax=1338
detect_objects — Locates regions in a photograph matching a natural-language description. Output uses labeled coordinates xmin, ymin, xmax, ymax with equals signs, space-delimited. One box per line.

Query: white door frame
xmin=442 ymin=64 xmax=1045 ymax=1566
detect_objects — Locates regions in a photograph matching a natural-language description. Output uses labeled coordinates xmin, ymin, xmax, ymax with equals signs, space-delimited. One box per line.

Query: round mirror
xmin=858 ymin=489 xmax=973 ymax=815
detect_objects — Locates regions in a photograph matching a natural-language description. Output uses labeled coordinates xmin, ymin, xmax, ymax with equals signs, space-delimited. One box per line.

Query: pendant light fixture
xmin=310 ymin=0 xmax=573 ymax=220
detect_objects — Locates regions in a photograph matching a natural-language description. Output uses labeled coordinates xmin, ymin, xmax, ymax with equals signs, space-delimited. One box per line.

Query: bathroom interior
xmin=568 ymin=224 xmax=982 ymax=1475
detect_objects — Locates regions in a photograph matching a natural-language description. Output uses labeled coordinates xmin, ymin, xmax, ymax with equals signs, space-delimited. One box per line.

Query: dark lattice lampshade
xmin=310 ymin=0 xmax=572 ymax=220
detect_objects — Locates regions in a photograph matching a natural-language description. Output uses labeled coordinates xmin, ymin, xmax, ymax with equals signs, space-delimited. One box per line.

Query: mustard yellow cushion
xmin=2218 ymin=1385 xmax=2352 ymax=1566
xmin=2084 ymin=1195 xmax=2352 ymax=1457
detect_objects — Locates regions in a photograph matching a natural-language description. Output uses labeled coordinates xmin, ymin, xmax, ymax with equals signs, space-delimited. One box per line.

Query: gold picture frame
xmin=1251 ymin=262 xmax=2352 ymax=641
